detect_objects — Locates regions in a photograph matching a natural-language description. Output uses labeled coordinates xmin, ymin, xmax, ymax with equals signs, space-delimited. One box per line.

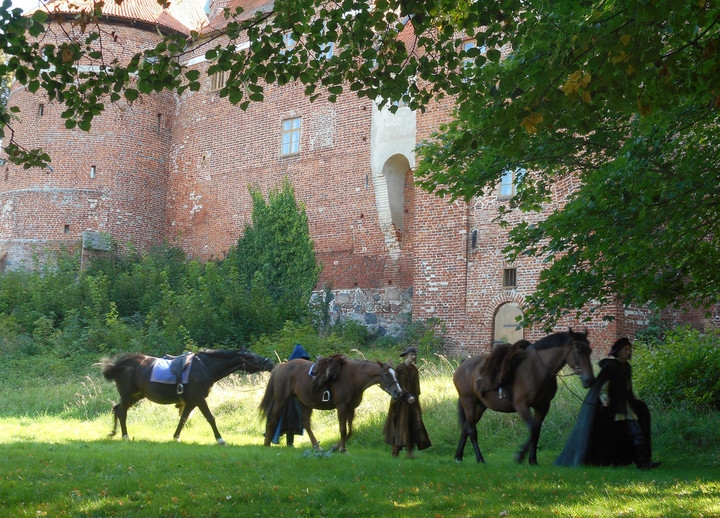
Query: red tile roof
xmin=204 ymin=0 xmax=273 ymax=33
xmin=31 ymin=0 xmax=208 ymax=35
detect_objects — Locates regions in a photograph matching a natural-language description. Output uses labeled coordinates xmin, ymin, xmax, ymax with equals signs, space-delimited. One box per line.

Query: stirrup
xmin=176 ymin=384 xmax=184 ymax=395
xmin=498 ymin=387 xmax=504 ymax=399
xmin=322 ymin=390 xmax=330 ymax=402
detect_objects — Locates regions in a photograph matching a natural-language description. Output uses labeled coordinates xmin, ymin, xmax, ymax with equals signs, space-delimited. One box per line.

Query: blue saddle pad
xmin=150 ymin=354 xmax=192 ymax=384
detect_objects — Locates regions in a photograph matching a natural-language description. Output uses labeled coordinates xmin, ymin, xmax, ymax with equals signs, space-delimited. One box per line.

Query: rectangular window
xmin=319 ymin=41 xmax=334 ymax=60
xmin=462 ymin=39 xmax=488 ymax=80
xmin=210 ymin=70 xmax=226 ymax=91
xmin=281 ymin=32 xmax=296 ymax=54
xmin=281 ymin=117 xmax=301 ymax=155
xmin=38 ymin=103 xmax=45 ymax=117
xmin=318 ymin=23 xmax=334 ymax=60
xmin=499 ymin=168 xmax=524 ymax=198
xmin=499 ymin=170 xmax=515 ymax=197
xmin=503 ymin=268 xmax=517 ymax=289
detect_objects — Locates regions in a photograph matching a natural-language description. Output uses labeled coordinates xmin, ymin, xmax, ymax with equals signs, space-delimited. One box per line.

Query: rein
xmin=532 ymin=344 xmax=589 ymax=403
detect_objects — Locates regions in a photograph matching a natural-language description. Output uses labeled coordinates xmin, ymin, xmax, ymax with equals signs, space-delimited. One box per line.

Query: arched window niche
xmin=382 ymin=153 xmax=409 ymax=231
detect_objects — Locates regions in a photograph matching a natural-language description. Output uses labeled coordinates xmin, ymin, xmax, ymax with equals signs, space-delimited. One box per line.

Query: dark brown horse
xmin=260 ymin=354 xmax=404 ymax=452
xmin=454 ymin=329 xmax=595 ymax=464
xmin=101 ymin=349 xmax=273 ymax=444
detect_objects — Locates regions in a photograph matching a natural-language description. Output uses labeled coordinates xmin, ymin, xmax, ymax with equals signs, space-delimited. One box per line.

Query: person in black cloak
xmin=555 ymin=337 xmax=661 ymax=469
xmin=271 ymin=344 xmax=310 ymax=447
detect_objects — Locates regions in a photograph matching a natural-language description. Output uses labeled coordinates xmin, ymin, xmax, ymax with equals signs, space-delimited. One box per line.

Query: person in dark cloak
xmin=555 ymin=337 xmax=661 ymax=469
xmin=271 ymin=344 xmax=310 ymax=447
xmin=383 ymin=346 xmax=432 ymax=458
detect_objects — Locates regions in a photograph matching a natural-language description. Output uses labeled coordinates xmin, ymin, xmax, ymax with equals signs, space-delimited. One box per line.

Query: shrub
xmin=634 ymin=326 xmax=720 ymax=409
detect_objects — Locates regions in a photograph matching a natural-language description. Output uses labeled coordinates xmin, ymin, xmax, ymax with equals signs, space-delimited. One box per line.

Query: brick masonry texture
xmin=1 ymin=12 xmax=716 ymax=357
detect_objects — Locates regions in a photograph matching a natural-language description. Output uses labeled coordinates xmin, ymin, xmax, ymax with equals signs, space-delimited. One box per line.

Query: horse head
xmin=377 ymin=361 xmax=404 ymax=399
xmin=237 ymin=349 xmax=275 ymax=373
xmin=565 ymin=328 xmax=595 ymax=388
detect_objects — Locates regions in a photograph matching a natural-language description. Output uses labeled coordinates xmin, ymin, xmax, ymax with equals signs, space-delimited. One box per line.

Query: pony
xmin=260 ymin=354 xmax=404 ymax=452
xmin=100 ymin=348 xmax=274 ymax=444
xmin=453 ymin=329 xmax=595 ymax=464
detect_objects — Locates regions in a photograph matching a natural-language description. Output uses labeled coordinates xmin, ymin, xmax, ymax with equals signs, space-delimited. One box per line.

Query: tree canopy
xmin=1 ymin=0 xmax=718 ymax=325
xmin=415 ymin=0 xmax=720 ymax=324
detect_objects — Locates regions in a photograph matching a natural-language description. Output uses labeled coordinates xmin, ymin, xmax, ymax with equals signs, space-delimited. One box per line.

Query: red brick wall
xmin=2 ymin=17 xmax=715 ymax=355
xmin=1 ymin=21 xmax=173 ymax=267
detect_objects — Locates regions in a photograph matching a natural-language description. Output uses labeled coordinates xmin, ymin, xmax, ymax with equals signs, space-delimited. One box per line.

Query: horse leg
xmin=112 ymin=396 xmax=137 ymax=440
xmin=527 ymin=402 xmax=550 ymax=465
xmin=109 ymin=403 xmax=121 ymax=437
xmin=196 ymin=399 xmax=227 ymax=446
xmin=454 ymin=400 xmax=469 ymax=461
xmin=456 ymin=398 xmax=485 ymax=463
xmin=332 ymin=407 xmax=349 ymax=453
xmin=346 ymin=409 xmax=355 ymax=441
xmin=514 ymin=401 xmax=537 ymax=464
xmin=173 ymin=404 xmax=196 ymax=443
xmin=302 ymin=408 xmax=322 ymax=450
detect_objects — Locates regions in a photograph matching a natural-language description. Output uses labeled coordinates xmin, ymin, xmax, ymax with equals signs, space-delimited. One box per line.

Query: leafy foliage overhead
xmin=416 ymin=0 xmax=720 ymax=325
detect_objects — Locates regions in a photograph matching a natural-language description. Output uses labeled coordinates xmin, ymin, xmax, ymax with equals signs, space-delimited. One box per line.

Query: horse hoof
xmin=312 ymin=444 xmax=323 ymax=451
xmin=217 ymin=438 xmax=227 ymax=446
xmin=122 ymin=435 xmax=130 ymax=441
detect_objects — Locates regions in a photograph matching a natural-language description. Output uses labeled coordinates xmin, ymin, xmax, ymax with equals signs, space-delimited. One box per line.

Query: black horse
xmin=101 ymin=349 xmax=273 ymax=444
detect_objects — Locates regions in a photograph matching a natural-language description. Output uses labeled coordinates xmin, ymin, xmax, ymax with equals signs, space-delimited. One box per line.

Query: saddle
xmin=477 ymin=339 xmax=530 ymax=397
xmin=150 ymin=353 xmax=194 ymax=396
xmin=310 ymin=354 xmax=346 ymax=402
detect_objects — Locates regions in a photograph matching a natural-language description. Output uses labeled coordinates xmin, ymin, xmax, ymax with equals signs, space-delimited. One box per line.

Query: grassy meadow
xmin=1 ymin=351 xmax=719 ymax=517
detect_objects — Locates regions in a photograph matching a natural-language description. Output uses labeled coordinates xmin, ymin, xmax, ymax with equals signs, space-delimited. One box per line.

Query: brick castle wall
xmin=2 ymin=15 xmax=715 ymax=355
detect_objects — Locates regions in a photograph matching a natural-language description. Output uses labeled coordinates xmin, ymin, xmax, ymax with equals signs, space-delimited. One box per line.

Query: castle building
xmin=1 ymin=0 xmax=712 ymax=354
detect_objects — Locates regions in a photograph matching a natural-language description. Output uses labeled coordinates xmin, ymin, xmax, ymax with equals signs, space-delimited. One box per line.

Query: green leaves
xmin=413 ymin=0 xmax=720 ymax=326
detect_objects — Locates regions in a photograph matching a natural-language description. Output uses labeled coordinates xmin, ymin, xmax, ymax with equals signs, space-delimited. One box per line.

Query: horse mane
xmin=528 ymin=329 xmax=588 ymax=351
xmin=312 ymin=354 xmax=347 ymax=392
xmin=197 ymin=348 xmax=242 ymax=358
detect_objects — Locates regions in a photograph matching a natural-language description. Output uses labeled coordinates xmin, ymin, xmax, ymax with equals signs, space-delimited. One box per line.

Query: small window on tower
xmin=38 ymin=104 xmax=45 ymax=117
xmin=281 ymin=117 xmax=301 ymax=155
xmin=503 ymin=268 xmax=517 ymax=289
xmin=90 ymin=165 xmax=96 ymax=179
xmin=210 ymin=70 xmax=226 ymax=91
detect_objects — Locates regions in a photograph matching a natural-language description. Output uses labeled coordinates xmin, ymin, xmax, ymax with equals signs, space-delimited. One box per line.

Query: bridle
xmin=381 ymin=367 xmax=403 ymax=398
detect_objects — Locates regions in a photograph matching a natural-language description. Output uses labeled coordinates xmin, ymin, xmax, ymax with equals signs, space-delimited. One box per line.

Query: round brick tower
xmin=0 ymin=0 xmax=207 ymax=270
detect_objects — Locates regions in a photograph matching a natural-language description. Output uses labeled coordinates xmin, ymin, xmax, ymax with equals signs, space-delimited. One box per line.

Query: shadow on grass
xmin=1 ymin=437 xmax=719 ymax=518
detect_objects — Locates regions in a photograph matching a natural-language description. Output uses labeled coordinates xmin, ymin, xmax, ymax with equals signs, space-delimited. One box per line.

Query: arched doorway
xmin=493 ymin=302 xmax=524 ymax=344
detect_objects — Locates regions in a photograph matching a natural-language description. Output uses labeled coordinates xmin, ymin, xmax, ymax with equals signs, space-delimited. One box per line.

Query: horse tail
xmin=259 ymin=368 xmax=277 ymax=419
xmin=99 ymin=354 xmax=135 ymax=382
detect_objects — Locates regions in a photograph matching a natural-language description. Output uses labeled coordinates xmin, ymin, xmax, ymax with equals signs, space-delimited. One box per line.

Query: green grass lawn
xmin=1 ymin=352 xmax=719 ymax=517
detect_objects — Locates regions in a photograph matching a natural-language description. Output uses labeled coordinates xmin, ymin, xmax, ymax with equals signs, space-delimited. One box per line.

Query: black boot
xmin=629 ymin=421 xmax=661 ymax=470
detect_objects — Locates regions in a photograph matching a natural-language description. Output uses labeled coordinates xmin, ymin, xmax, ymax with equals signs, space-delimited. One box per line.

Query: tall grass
xmin=1 ymin=352 xmax=719 ymax=517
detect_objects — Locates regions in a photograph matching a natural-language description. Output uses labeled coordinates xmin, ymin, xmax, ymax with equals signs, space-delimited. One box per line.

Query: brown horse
xmin=260 ymin=354 xmax=404 ymax=452
xmin=101 ymin=349 xmax=273 ymax=444
xmin=454 ymin=329 xmax=595 ymax=464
